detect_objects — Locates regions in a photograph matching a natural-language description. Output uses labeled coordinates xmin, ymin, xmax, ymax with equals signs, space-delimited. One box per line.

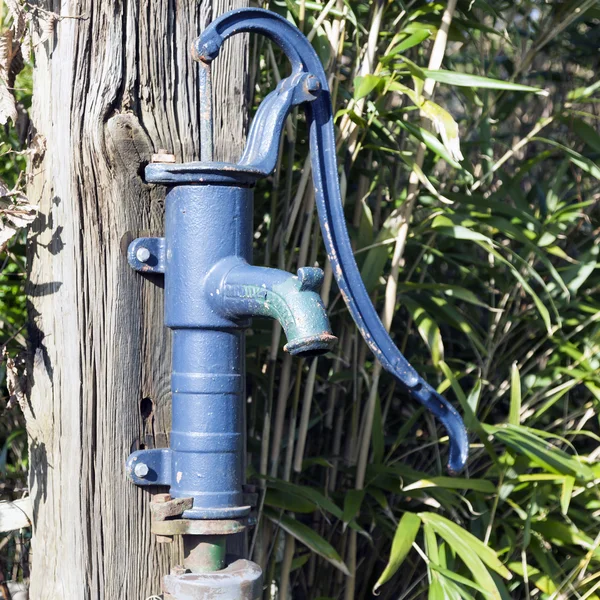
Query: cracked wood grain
xmin=25 ymin=1 xmax=248 ymax=598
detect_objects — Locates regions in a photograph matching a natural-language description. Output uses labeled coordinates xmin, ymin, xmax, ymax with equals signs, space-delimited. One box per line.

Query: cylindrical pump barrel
xmin=165 ymin=183 xmax=253 ymax=519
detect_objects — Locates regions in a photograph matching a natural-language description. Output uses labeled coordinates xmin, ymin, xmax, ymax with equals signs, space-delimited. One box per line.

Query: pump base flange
xmin=163 ymin=558 xmax=262 ymax=600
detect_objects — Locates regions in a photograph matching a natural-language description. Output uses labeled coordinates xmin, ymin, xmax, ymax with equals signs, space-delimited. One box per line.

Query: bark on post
xmin=25 ymin=1 xmax=247 ymax=597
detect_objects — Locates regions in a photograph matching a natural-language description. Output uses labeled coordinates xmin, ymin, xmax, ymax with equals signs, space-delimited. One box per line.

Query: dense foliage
xmin=245 ymin=1 xmax=600 ymax=599
xmin=1 ymin=1 xmax=600 ymax=599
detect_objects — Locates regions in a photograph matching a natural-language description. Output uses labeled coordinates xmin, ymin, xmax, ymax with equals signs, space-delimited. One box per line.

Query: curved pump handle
xmin=195 ymin=9 xmax=468 ymax=474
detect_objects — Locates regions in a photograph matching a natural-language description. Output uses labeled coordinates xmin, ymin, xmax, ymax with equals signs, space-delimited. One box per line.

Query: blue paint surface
xmin=127 ymin=9 xmax=468 ymax=515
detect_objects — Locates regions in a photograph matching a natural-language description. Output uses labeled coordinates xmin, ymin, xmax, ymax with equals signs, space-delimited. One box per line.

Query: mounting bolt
xmin=134 ymin=462 xmax=149 ymax=478
xmin=136 ymin=247 xmax=151 ymax=263
xmin=305 ymin=75 xmax=321 ymax=94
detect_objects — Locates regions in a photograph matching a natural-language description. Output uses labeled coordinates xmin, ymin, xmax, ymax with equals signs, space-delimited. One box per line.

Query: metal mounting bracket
xmin=127 ymin=237 xmax=166 ymax=274
xmin=126 ymin=448 xmax=171 ymax=485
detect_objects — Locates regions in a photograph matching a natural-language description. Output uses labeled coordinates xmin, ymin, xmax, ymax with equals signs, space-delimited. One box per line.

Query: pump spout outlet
xmin=210 ymin=259 xmax=337 ymax=357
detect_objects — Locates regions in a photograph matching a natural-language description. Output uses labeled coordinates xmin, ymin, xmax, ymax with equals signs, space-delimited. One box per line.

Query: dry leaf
xmin=3 ymin=0 xmax=23 ymax=22
xmin=0 ymin=179 xmax=37 ymax=248
xmin=0 ymin=30 xmax=14 ymax=77
xmin=0 ymin=223 xmax=17 ymax=250
xmin=5 ymin=204 xmax=36 ymax=228
xmin=4 ymin=349 xmax=27 ymax=411
xmin=4 ymin=0 xmax=26 ymax=40
xmin=37 ymin=14 xmax=57 ymax=46
xmin=0 ymin=81 xmax=17 ymax=125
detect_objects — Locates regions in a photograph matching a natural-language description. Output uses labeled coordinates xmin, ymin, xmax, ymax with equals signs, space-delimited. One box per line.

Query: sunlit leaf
xmin=560 ymin=476 xmax=575 ymax=515
xmin=403 ymin=477 xmax=495 ymax=493
xmin=373 ymin=512 xmax=421 ymax=594
xmin=421 ymin=69 xmax=548 ymax=95
xmin=354 ymin=74 xmax=382 ymax=100
xmin=401 ymin=296 xmax=444 ymax=366
xmin=484 ymin=424 xmax=595 ymax=480
xmin=419 ymin=513 xmax=511 ymax=600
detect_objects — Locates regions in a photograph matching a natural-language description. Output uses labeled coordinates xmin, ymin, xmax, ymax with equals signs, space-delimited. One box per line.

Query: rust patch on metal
xmin=151 ymin=496 xmax=194 ymax=521
xmin=151 ymin=517 xmax=249 ymax=537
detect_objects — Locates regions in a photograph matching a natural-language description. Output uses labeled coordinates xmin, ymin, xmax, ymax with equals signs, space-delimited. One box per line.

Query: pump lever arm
xmin=195 ymin=8 xmax=468 ymax=474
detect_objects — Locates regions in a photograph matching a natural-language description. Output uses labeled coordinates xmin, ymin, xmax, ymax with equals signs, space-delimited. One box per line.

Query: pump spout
xmin=209 ymin=259 xmax=337 ymax=357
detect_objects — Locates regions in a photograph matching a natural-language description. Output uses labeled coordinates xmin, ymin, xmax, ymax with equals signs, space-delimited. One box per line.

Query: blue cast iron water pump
xmin=125 ymin=8 xmax=468 ymax=598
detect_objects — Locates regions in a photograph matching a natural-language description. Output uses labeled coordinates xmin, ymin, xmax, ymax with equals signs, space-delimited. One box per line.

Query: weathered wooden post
xmin=25 ymin=1 xmax=247 ymax=597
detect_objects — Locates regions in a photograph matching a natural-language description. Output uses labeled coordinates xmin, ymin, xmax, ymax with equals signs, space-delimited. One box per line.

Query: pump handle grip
xmin=195 ymin=8 xmax=468 ymax=473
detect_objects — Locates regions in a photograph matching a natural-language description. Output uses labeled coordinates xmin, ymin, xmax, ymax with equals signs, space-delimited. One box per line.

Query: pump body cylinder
xmin=165 ymin=184 xmax=252 ymax=519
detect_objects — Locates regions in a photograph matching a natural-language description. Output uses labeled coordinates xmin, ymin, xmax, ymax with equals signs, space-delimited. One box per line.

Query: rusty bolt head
xmin=305 ymin=75 xmax=321 ymax=94
xmin=134 ymin=462 xmax=149 ymax=478
xmin=151 ymin=149 xmax=177 ymax=163
xmin=152 ymin=493 xmax=172 ymax=504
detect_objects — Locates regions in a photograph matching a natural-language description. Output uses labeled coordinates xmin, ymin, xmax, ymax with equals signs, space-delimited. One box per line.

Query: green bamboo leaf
xmin=508 ymin=562 xmax=557 ymax=595
xmin=265 ymin=479 xmax=370 ymax=537
xmin=265 ymin=508 xmax=350 ymax=576
xmin=426 ymin=296 xmax=488 ymax=357
xmin=532 ymin=519 xmax=596 ymax=552
xmin=433 ymin=210 xmax=565 ymax=312
xmin=354 ymin=74 xmax=382 ymax=100
xmin=421 ymin=69 xmax=548 ymax=95
xmin=484 ymin=424 xmax=595 ymax=480
xmin=419 ymin=513 xmax=512 ymax=579
xmin=483 ymin=214 xmax=569 ymax=298
xmin=423 ymin=523 xmax=439 ymax=563
xmin=466 ymin=380 xmax=482 ymax=424
xmin=560 ymin=476 xmax=576 ymax=515
xmin=567 ymin=79 xmax=600 ymax=101
xmin=439 ymin=576 xmax=478 ymax=600
xmin=560 ymin=244 xmax=599 ymax=296
xmin=418 ymin=528 xmax=504 ymax=599
xmin=384 ymin=30 xmax=431 ymax=60
xmin=360 ymin=223 xmax=397 ymax=293
xmin=476 ymin=242 xmax=553 ymax=333
xmin=265 ymin=487 xmax=317 ymax=513
xmin=290 ymin=553 xmax=310 ymax=572
xmin=536 ymin=137 xmax=600 ymax=180
xmin=509 ymin=362 xmax=521 ymax=426
xmin=403 ymin=477 xmax=495 ymax=494
xmin=401 ymin=297 xmax=444 ymax=366
xmin=419 ymin=99 xmax=463 ymax=162
xmin=388 ymin=81 xmax=463 ymax=161
xmin=428 ymin=576 xmax=446 ymax=600
xmin=342 ymin=490 xmax=365 ymax=531
xmin=398 ymin=282 xmax=493 ymax=310
xmin=373 ymin=512 xmax=421 ymax=594
xmin=569 ymin=117 xmax=600 ymax=153
xmin=397 ymin=120 xmax=464 ymax=170
xmin=419 ymin=515 xmax=511 ymax=600
xmin=357 ymin=198 xmax=374 ymax=251
xmin=429 ymin=562 xmax=492 ymax=596
xmin=438 ymin=361 xmax=483 ymax=433
xmin=430 ymin=216 xmax=492 ymax=242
